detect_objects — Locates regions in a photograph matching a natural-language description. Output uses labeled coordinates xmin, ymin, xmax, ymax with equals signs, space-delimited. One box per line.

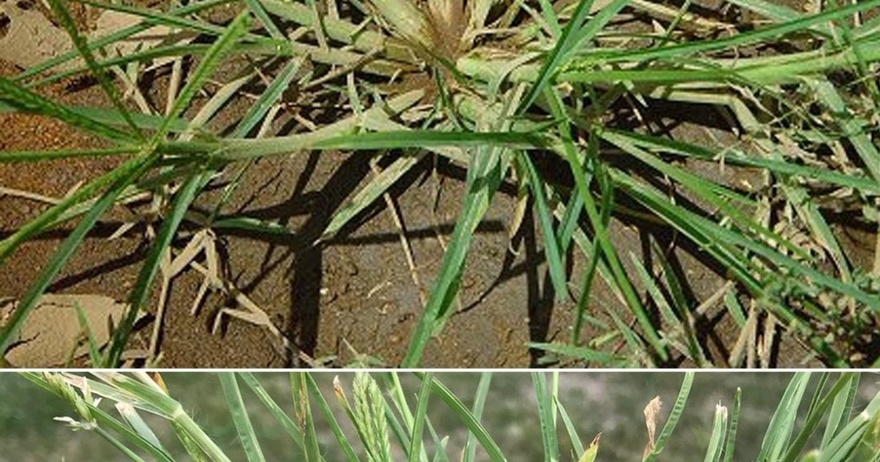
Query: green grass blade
xmin=102 ymin=11 xmax=253 ymax=363
xmin=0 ymin=77 xmax=134 ymax=142
xmin=609 ymin=164 xmax=879 ymax=317
xmin=322 ymin=154 xmax=422 ymax=240
xmin=313 ymin=130 xmax=542 ymax=151
xmin=0 ymin=102 xmax=187 ymax=133
xmin=414 ymin=372 xmax=507 ymax=462
xmin=425 ymin=415 xmax=450 ymax=462
xmin=517 ymin=0 xmax=629 ymax=113
xmin=77 ymin=0 xmax=229 ymax=36
xmin=569 ymin=233 xmax=602 ymax=347
xmin=0 ymin=155 xmax=153 ymax=355
xmin=159 ymin=11 xmax=253 ymax=139
xmin=170 ymin=420 xmax=210 ymax=462
xmin=402 ymin=128 xmax=512 ymax=365
xmin=304 ymin=374 xmax=358 ymax=462
xmin=72 ymin=302 xmax=103 ymax=366
xmin=385 ymin=373 xmax=417 ymax=442
xmin=28 ymin=43 xmax=216 ymax=89
xmin=809 ymin=77 xmax=880 ymax=181
xmin=703 ymin=404 xmax=729 ymax=462
xmin=462 ymin=373 xmax=493 ymax=462
xmin=783 ymin=373 xmax=858 ymax=462
xmin=379 ymin=373 xmax=425 ymax=462
xmin=216 ymin=90 xmax=425 ymax=160
xmin=383 ymin=396 xmax=410 ymax=456
xmin=519 ymin=153 xmax=568 ymax=300
xmin=722 ymin=388 xmax=742 ymax=462
xmin=555 ymin=395 xmax=584 ymax=458
xmin=211 ymin=216 xmax=296 ymax=236
xmin=219 ymin=373 xmax=266 ymax=462
xmin=536 ymin=0 xmax=561 ymax=38
xmin=805 ymin=374 xmax=831 ymax=430
xmin=245 ymin=0 xmax=285 ymax=39
xmin=644 ymin=372 xmax=694 ymax=461
xmin=556 ymin=187 xmax=584 ymax=254
xmin=115 ymin=403 xmax=165 ymax=450
xmin=408 ymin=372 xmax=433 ymax=462
xmin=401 ymin=158 xmax=504 ymax=365
xmin=587 ymin=0 xmax=880 ymax=65
xmin=232 ymin=57 xmax=305 ymax=137
xmin=14 ymin=0 xmax=233 ymax=81
xmin=103 ymin=170 xmax=208 ymax=366
xmin=431 ymin=437 xmax=450 ymax=462
xmin=604 ymin=128 xmax=880 ymax=195
xmin=758 ymin=372 xmax=812 ymax=462
xmin=546 ymin=90 xmax=666 ymax=361
xmin=93 ymin=427 xmax=149 ymax=462
xmin=630 ymin=253 xmax=706 ymax=365
xmin=723 ymin=0 xmax=832 ymax=39
xmin=821 ymin=374 xmax=860 ymax=448
xmin=23 ymin=373 xmax=177 ymax=462
xmin=237 ymin=373 xmax=311 ymax=456
xmin=818 ymin=381 xmax=880 ymax=462
xmin=532 ymin=372 xmax=560 ymax=462
xmin=46 ymin=0 xmax=143 ymax=141
xmin=0 ymin=146 xmax=136 ymax=163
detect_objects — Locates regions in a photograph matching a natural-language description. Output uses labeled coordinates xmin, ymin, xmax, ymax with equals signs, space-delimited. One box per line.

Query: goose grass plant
xmin=19 ymin=371 xmax=880 ymax=462
xmin=1 ymin=0 xmax=880 ymax=366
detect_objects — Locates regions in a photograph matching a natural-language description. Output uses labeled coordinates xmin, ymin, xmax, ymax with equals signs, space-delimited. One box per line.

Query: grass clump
xmin=1 ymin=0 xmax=879 ymax=366
xmin=17 ymin=371 xmax=880 ymax=461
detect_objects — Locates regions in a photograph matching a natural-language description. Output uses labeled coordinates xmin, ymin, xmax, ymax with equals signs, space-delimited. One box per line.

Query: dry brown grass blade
xmin=0 ymin=187 xmax=62 ymax=205
xmin=642 ymin=395 xmax=662 ymax=460
xmin=366 ymin=0 xmax=433 ymax=48
xmin=150 ymin=229 xmax=211 ymax=361
xmin=180 ymin=257 xmax=319 ymax=367
xmin=873 ymin=231 xmax=880 ymax=277
xmin=760 ymin=313 xmax=777 ymax=368
xmin=149 ymin=247 xmax=174 ymax=362
xmin=729 ymin=303 xmax=759 ymax=368
xmin=369 ymin=156 xmax=427 ymax=307
xmin=211 ymin=289 xmax=320 ymax=368
xmin=190 ymin=233 xmax=220 ymax=315
xmin=747 ymin=302 xmax=758 ymax=368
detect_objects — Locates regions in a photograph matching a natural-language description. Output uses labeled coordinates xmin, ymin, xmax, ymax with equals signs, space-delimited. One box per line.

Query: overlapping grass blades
xmin=1 ymin=0 xmax=878 ymax=366
xmin=19 ymin=371 xmax=880 ymax=461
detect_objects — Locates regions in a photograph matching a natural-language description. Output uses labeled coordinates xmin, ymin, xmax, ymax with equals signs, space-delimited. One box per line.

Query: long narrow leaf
xmin=219 ymin=373 xmax=266 ymax=462
xmin=414 ymin=373 xmax=507 ymax=462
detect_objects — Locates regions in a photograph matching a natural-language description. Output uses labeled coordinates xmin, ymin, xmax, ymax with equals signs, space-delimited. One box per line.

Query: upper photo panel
xmin=1 ymin=0 xmax=878 ymax=368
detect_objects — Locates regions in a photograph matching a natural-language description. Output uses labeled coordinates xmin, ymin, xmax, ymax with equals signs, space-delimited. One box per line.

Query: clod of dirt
xmin=0 ymin=0 xmax=72 ymax=70
xmin=1 ymin=294 xmax=140 ymax=367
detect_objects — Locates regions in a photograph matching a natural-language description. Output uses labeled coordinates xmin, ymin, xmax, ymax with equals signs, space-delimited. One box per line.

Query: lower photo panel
xmin=1 ymin=371 xmax=878 ymax=461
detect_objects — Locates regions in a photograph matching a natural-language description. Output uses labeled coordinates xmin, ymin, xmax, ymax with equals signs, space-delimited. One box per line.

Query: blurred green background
xmin=0 ymin=372 xmax=875 ymax=461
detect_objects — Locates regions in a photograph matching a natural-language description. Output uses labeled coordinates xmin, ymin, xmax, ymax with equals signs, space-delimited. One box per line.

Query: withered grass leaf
xmin=643 ymin=396 xmax=663 ymax=460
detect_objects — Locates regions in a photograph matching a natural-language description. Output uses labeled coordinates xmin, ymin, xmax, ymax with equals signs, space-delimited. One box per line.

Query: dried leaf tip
xmin=643 ymin=396 xmax=662 ymax=460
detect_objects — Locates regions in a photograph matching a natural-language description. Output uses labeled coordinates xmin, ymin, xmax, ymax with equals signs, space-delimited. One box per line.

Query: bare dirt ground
xmin=2 ymin=0 xmax=872 ymax=367
xmin=0 ymin=53 xmax=586 ymax=367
